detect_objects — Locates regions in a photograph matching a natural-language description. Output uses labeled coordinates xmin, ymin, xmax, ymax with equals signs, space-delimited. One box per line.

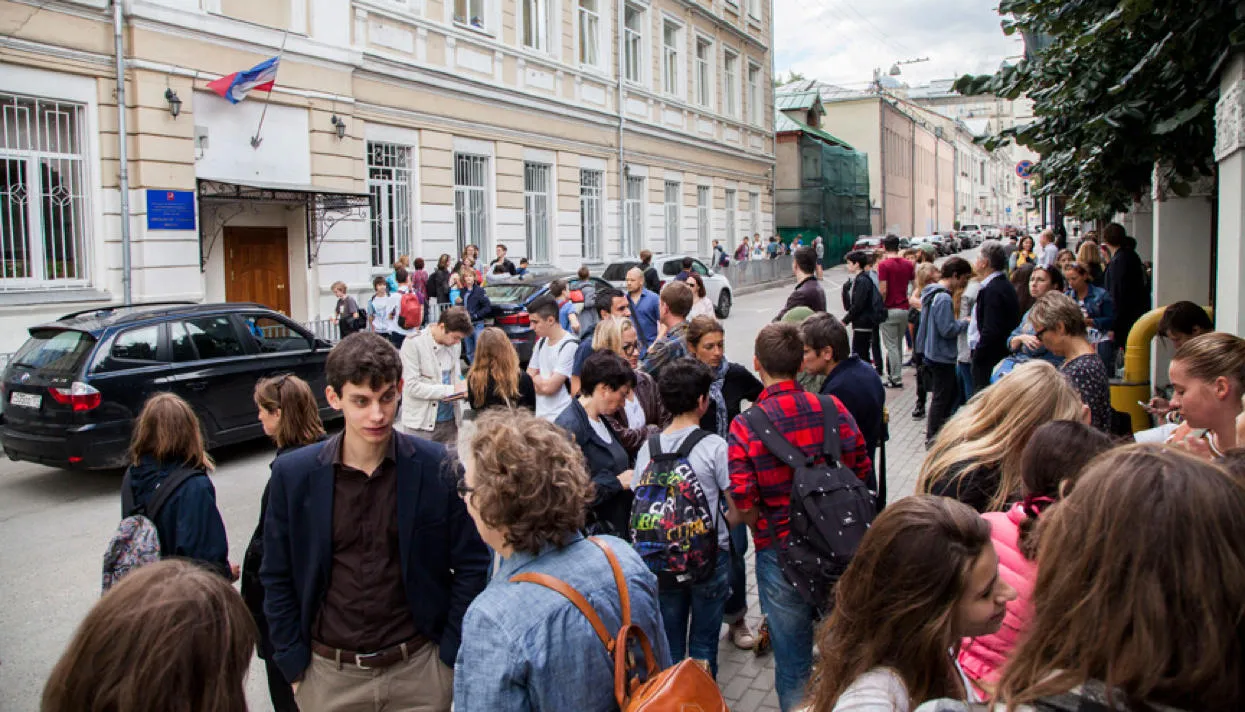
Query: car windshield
xmin=10 ymin=329 xmax=96 ymax=376
xmin=484 ymin=283 xmax=542 ymax=304
xmin=601 ymin=262 xmax=638 ymax=281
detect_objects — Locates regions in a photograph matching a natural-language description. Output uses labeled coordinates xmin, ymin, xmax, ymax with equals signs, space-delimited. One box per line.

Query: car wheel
xmin=716 ymin=290 xmax=732 ymax=319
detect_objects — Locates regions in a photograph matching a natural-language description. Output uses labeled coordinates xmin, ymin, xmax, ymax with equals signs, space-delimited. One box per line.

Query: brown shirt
xmin=312 ymin=434 xmax=420 ymax=652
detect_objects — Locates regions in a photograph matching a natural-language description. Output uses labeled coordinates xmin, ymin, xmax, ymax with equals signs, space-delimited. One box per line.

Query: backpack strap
xmin=815 ymin=396 xmax=844 ymax=465
xmin=646 ymin=432 xmax=666 ymax=459
xmin=121 ymin=468 xmax=136 ymax=517
xmin=743 ymin=405 xmax=813 ymax=468
xmin=145 ymin=466 xmax=201 ymax=520
xmin=674 ymin=428 xmax=710 ymax=460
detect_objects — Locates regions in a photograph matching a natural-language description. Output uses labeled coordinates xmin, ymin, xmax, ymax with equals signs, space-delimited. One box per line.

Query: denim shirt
xmin=454 ymin=535 xmax=671 ymax=711
xmin=1009 ymin=306 xmax=1064 ymax=367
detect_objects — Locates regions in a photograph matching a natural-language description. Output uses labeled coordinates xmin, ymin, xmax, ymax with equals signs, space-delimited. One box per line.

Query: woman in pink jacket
xmin=957 ymin=419 xmax=1112 ymax=694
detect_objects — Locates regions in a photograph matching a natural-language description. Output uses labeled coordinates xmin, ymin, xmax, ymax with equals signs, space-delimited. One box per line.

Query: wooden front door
xmin=223 ymin=227 xmax=291 ymax=314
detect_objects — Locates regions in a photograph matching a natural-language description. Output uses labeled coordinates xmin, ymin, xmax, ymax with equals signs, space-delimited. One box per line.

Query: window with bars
xmin=579 ymin=170 xmax=603 ymax=262
xmin=723 ymin=50 xmax=739 ymax=118
xmin=696 ymin=186 xmax=710 ymax=258
xmin=367 ymin=142 xmax=413 ymax=269
xmin=694 ymin=38 xmax=712 ymax=107
xmin=522 ymin=0 xmax=549 ymax=50
xmin=749 ymin=191 xmax=760 ymax=235
xmin=524 ymin=163 xmax=551 ymax=264
xmin=579 ymin=0 xmax=600 ymax=67
xmin=454 ymin=0 xmax=487 ymax=29
xmin=725 ymin=188 xmax=737 ymax=246
xmin=0 ymin=94 xmax=88 ymax=289
xmin=454 ymin=154 xmax=490 ymax=256
xmin=624 ymin=4 xmax=644 ymax=83
xmin=624 ymin=175 xmax=644 ymax=256
xmin=747 ymin=63 xmax=761 ymax=125
xmin=662 ymin=21 xmax=681 ymax=96
xmin=664 ymin=181 xmax=680 ymax=254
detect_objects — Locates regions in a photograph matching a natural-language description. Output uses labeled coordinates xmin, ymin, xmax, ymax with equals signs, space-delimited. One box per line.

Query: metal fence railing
xmin=303 ymin=300 xmax=447 ymax=345
xmin=719 ymin=254 xmax=794 ymax=290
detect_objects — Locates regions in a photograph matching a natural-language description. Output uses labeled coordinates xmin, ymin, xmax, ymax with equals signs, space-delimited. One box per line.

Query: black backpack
xmin=534 ymin=335 xmax=579 ymax=394
xmin=744 ymin=397 xmax=876 ymax=613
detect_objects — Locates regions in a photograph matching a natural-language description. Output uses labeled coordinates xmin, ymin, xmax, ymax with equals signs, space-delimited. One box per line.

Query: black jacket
xmin=463 ymin=285 xmax=492 ymax=322
xmin=467 ymin=371 xmax=536 ymax=412
xmin=1104 ymin=240 xmax=1150 ymax=346
xmin=260 ymin=432 xmax=490 ymax=681
xmin=699 ymin=362 xmax=763 ymax=438
xmin=554 ymin=398 xmax=633 ymax=537
xmin=842 ymin=273 xmax=882 ymax=330
xmin=973 ymin=273 xmax=1021 ymax=363
xmin=821 ymin=356 xmax=885 ymax=455
xmin=427 ymin=267 xmax=451 ymax=304
xmin=124 ymin=457 xmax=229 ymax=580
xmin=642 ymin=264 xmax=661 ymax=294
xmin=777 ymin=276 xmax=826 ymax=319
xmin=490 ymin=257 xmax=516 ymax=275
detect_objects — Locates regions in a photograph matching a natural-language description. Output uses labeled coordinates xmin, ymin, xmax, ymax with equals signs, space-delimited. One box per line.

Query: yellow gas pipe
xmin=1110 ymin=304 xmax=1213 ymax=432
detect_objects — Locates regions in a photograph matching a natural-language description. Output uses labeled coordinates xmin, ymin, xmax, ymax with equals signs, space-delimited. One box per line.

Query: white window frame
xmin=523 ymin=162 xmax=552 ymax=264
xmin=696 ymin=185 xmax=710 ymax=258
xmin=722 ymin=48 xmax=739 ymax=119
xmin=749 ymin=191 xmax=760 ymax=235
xmin=578 ymin=0 xmax=603 ymax=69
xmin=694 ymin=36 xmax=713 ymax=108
xmin=724 ymin=188 xmax=736 ymax=246
xmin=454 ymin=153 xmax=491 ymax=256
xmin=580 ymin=169 xmax=604 ymax=262
xmin=623 ymin=3 xmax=646 ymax=85
xmin=453 ymin=0 xmax=489 ymax=31
xmin=747 ymin=0 xmax=760 ymax=19
xmin=663 ymin=181 xmax=680 ymax=254
xmin=661 ymin=18 xmax=683 ymax=98
xmin=623 ymin=174 xmax=645 ymax=256
xmin=0 ymin=93 xmax=91 ymax=289
xmin=747 ymin=62 xmax=761 ymax=126
xmin=367 ymin=141 xmax=415 ymax=270
xmin=520 ymin=0 xmax=551 ymax=51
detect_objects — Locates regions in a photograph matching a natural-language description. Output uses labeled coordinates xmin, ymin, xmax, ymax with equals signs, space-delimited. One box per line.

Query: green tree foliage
xmin=955 ymin=0 xmax=1244 ymax=220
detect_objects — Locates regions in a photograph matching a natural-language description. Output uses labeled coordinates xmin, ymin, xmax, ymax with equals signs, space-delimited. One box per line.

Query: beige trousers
xmin=294 ymin=644 xmax=453 ymax=712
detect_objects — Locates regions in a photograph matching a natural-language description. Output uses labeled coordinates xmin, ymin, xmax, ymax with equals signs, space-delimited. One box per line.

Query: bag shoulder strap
xmin=646 ymin=432 xmax=665 ymax=460
xmin=509 ymin=571 xmax=616 ymax=652
xmin=674 ymin=428 xmax=710 ymax=460
xmin=743 ymin=405 xmax=809 ymax=468
xmin=121 ymin=468 xmax=135 ymax=517
xmin=816 ymin=396 xmax=844 ymax=464
xmin=146 ymin=466 xmax=201 ymax=520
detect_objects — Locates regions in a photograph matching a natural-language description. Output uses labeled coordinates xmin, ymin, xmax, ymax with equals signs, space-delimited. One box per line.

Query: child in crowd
xmin=331 ymin=281 xmax=364 ymax=339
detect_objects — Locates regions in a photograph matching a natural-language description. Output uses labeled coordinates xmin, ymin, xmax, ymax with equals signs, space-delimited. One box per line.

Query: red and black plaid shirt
xmin=728 ymin=381 xmax=872 ymax=551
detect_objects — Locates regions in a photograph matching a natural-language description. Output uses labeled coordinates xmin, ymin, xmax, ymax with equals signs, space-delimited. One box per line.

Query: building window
xmin=624 ymin=175 xmax=644 ymax=256
xmin=723 ymin=50 xmax=739 ymax=118
xmin=524 ymin=163 xmax=551 ymax=264
xmin=521 ymin=0 xmax=549 ymax=50
xmin=454 ymin=153 xmax=489 ymax=256
xmin=749 ymin=191 xmax=760 ymax=235
xmin=0 ymin=94 xmax=89 ymax=288
xmin=747 ymin=63 xmax=761 ymax=126
xmin=454 ymin=0 xmax=486 ymax=29
xmin=694 ymin=37 xmax=712 ymax=107
xmin=724 ymin=188 xmax=736 ymax=246
xmin=580 ymin=170 xmax=603 ymax=262
xmin=747 ymin=0 xmax=760 ymax=19
xmin=696 ymin=186 xmax=710 ymax=258
xmin=624 ymin=4 xmax=644 ymax=83
xmin=367 ymin=142 xmax=414 ymax=269
xmin=662 ymin=20 xmax=682 ymax=96
xmin=579 ymin=0 xmax=601 ymax=67
xmin=664 ymin=181 xmax=680 ymax=254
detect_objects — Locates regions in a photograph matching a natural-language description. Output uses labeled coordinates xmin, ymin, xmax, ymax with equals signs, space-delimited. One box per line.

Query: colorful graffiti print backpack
xmin=629 ymin=429 xmax=719 ymax=588
xmin=101 ymin=466 xmax=198 ymax=593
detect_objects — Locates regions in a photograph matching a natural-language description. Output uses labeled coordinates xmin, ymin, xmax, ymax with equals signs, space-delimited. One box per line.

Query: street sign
xmin=1015 ymin=160 xmax=1034 ymax=180
xmin=146 ymin=190 xmax=196 ymax=231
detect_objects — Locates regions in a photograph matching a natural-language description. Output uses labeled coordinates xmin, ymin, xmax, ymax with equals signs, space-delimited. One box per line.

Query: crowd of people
xmin=44 ymin=226 xmax=1245 ymax=712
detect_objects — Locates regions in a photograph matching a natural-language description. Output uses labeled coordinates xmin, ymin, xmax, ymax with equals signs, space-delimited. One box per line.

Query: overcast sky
xmin=772 ymin=0 xmax=1024 ymax=89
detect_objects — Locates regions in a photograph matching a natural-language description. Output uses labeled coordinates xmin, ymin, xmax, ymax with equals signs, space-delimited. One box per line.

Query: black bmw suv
xmin=0 ymin=302 xmax=335 ymax=470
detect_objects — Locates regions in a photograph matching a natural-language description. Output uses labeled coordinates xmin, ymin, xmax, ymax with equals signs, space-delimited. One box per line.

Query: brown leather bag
xmin=510 ymin=537 xmax=729 ymax=712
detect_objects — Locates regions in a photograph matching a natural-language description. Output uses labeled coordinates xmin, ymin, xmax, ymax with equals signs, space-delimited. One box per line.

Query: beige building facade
xmin=0 ymin=0 xmax=774 ymax=351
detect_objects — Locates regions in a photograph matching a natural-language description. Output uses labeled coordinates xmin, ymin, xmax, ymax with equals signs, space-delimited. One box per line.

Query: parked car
xmin=910 ymin=235 xmax=942 ymax=258
xmin=959 ymin=224 xmax=983 ymax=246
xmin=0 ymin=302 xmax=335 ymax=471
xmin=482 ymin=271 xmax=612 ymax=367
xmin=600 ymin=255 xmax=733 ymax=318
xmin=851 ymin=236 xmax=885 ymax=254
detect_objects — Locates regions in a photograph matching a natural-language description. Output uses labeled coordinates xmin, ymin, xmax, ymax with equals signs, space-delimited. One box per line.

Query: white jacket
xmin=400 ymin=330 xmax=464 ymax=431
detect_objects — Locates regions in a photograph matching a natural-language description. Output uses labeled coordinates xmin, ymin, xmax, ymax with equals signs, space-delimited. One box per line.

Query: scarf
xmin=710 ymin=358 xmax=730 ymax=438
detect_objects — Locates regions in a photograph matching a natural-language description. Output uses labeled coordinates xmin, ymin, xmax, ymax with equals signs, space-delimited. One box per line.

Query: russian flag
xmin=207 ymin=57 xmax=280 ymax=104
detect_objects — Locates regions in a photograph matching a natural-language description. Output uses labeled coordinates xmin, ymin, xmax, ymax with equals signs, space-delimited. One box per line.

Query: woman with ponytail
xmin=957 ymin=420 xmax=1112 ymax=694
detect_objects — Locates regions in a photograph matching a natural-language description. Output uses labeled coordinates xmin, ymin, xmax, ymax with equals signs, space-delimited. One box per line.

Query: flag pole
xmin=250 ymin=29 xmax=291 ymax=149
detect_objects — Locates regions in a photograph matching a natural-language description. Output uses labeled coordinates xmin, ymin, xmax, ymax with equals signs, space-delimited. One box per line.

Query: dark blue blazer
xmin=259 ymin=432 xmax=490 ymax=683
xmin=820 ymin=356 xmax=885 ymax=456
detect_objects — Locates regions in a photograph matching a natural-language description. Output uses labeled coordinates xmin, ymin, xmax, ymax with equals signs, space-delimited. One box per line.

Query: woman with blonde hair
xmin=1076 ymin=240 xmax=1105 ymax=286
xmin=242 ymin=374 xmax=325 ymax=712
xmin=591 ymin=317 xmax=661 ymax=454
xmin=996 ymin=445 xmax=1245 ymax=710
xmin=1165 ymin=331 xmax=1245 ymax=459
xmin=119 ymin=392 xmax=233 ymax=581
xmin=467 ymin=326 xmax=535 ymax=412
xmin=44 ymin=559 xmax=256 ymax=712
xmin=918 ymin=360 xmax=1087 ymax=512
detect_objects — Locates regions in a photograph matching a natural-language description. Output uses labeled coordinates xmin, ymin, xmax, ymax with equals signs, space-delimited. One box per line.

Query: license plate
xmin=9 ymin=392 xmax=41 ymax=409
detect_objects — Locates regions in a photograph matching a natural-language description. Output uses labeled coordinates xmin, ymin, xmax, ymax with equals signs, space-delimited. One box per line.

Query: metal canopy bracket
xmin=195 ymin=179 xmax=371 ymax=271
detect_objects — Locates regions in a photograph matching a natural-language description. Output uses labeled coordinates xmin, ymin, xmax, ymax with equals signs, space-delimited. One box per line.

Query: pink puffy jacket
xmin=957 ymin=504 xmax=1037 ymax=690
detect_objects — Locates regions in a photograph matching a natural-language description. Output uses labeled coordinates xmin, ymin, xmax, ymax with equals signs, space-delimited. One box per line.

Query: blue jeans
xmin=724 ymin=523 xmax=749 ymax=623
xmin=464 ymin=321 xmax=484 ymax=363
xmin=658 ymin=551 xmax=731 ymax=677
xmin=755 ymin=548 xmax=817 ymax=712
xmin=956 ymin=361 xmax=974 ymax=408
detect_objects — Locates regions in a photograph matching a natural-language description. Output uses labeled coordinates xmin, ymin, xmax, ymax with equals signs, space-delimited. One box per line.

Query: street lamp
xmin=889 ymin=57 xmax=930 ymax=77
xmin=164 ymin=88 xmax=182 ymax=119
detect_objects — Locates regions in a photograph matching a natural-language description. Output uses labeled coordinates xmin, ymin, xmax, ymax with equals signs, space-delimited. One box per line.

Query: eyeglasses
xmin=1034 ymin=327 xmax=1048 ymax=340
xmin=622 ymin=342 xmax=640 ymax=354
xmin=456 ymin=478 xmax=474 ymax=500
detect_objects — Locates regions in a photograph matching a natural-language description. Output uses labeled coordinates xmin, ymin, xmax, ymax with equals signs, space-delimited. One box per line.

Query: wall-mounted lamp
xmin=164 ymin=88 xmax=182 ymax=119
xmin=330 ymin=114 xmax=347 ymax=140
xmin=623 ymin=163 xmax=631 ymax=178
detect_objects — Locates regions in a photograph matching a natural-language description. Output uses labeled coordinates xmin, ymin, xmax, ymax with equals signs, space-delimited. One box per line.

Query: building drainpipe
xmin=878 ymin=99 xmax=886 ymax=233
xmin=909 ymin=117 xmax=916 ymax=237
xmin=113 ymin=0 xmax=133 ymax=305
xmin=616 ymin=0 xmax=626 ymax=258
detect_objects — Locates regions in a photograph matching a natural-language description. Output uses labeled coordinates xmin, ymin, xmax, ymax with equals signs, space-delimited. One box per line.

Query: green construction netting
xmin=777 ymin=137 xmax=872 ymax=266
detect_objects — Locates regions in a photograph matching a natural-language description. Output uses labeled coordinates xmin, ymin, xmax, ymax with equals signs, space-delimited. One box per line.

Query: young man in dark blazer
xmin=261 ymin=332 xmax=490 ymax=712
xmin=970 ymin=240 xmax=1021 ymax=391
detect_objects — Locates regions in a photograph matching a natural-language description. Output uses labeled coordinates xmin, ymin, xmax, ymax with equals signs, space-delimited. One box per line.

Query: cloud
xmin=773 ymin=0 xmax=1023 ymax=87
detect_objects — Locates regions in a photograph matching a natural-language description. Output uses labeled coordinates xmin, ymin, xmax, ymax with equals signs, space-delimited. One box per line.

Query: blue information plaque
xmin=146 ymin=189 xmax=197 ymax=230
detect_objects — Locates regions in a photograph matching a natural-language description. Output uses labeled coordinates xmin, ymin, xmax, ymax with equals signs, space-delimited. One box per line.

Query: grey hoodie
xmin=916 ymin=283 xmax=968 ymax=365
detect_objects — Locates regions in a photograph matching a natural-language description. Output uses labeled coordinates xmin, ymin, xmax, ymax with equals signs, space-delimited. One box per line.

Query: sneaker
xmin=912 ymin=406 xmax=926 ymax=420
xmin=753 ymin=618 xmax=772 ymax=657
xmin=886 ymin=379 xmax=904 ymax=389
xmin=729 ymin=620 xmax=756 ymax=650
